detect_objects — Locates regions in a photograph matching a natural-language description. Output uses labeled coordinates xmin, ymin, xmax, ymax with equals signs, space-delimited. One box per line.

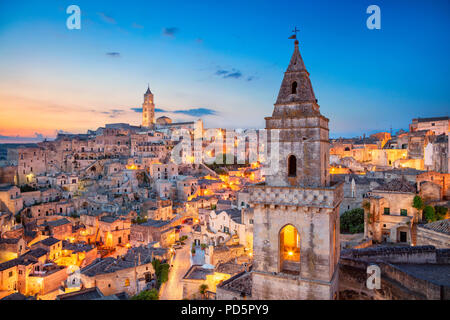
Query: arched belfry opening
xmin=288 ymin=155 xmax=297 ymax=177
xmin=280 ymin=225 xmax=300 ymax=273
xmin=291 ymin=81 xmax=297 ymax=94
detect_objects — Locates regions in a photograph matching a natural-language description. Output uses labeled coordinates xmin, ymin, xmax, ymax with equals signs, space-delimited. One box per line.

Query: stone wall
xmin=417 ymin=226 xmax=450 ymax=249
xmin=339 ymin=257 xmax=448 ymax=300
xmin=0 ymin=166 xmax=17 ymax=184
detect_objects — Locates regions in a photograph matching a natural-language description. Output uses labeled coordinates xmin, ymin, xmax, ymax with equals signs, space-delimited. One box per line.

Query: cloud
xmin=214 ymin=68 xmax=243 ymax=79
xmin=106 ymin=52 xmax=121 ymax=58
xmin=132 ymin=22 xmax=144 ymax=29
xmin=131 ymin=107 xmax=217 ymax=117
xmin=162 ymin=27 xmax=179 ymax=37
xmin=173 ymin=108 xmax=218 ymax=117
xmin=97 ymin=12 xmax=117 ymax=24
xmin=90 ymin=109 xmax=126 ymax=118
xmin=131 ymin=107 xmax=167 ymax=113
xmin=224 ymin=71 xmax=242 ymax=79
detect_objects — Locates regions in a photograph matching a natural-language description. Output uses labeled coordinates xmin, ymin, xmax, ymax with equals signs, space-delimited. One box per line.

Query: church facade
xmin=248 ymin=40 xmax=343 ymax=300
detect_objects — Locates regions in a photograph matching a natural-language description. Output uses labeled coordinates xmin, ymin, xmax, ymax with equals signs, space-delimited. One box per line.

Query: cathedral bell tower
xmin=249 ymin=38 xmax=343 ymax=300
xmin=142 ymin=85 xmax=155 ymax=128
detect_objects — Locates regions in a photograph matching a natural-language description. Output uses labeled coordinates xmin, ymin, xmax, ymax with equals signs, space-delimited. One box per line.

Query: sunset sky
xmin=0 ymin=0 xmax=449 ymax=143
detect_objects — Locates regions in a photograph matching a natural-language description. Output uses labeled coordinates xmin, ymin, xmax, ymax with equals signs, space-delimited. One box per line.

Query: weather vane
xmin=289 ymin=26 xmax=299 ymax=40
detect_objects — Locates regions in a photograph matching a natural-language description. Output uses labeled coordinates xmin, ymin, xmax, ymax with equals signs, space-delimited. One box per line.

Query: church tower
xmin=249 ymin=39 xmax=343 ymax=300
xmin=142 ymin=85 xmax=155 ymax=128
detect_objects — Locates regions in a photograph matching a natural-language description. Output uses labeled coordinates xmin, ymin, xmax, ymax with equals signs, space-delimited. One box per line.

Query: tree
xmin=340 ymin=208 xmax=364 ymax=234
xmin=131 ymin=289 xmax=159 ymax=300
xmin=423 ymin=205 xmax=436 ymax=223
xmin=435 ymin=206 xmax=448 ymax=220
xmin=199 ymin=284 xmax=208 ymax=299
xmin=412 ymin=196 xmax=425 ymax=219
xmin=152 ymin=259 xmax=170 ymax=288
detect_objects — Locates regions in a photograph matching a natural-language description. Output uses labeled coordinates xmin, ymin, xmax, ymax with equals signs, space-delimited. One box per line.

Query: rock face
xmin=249 ymin=40 xmax=343 ymax=300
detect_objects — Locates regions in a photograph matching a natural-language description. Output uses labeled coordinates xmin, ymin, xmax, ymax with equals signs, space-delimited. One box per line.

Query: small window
xmin=288 ymin=155 xmax=297 ymax=177
xmin=384 ymin=207 xmax=390 ymax=215
xmin=124 ymin=279 xmax=130 ymax=287
xmin=400 ymin=209 xmax=407 ymax=216
xmin=291 ymin=81 xmax=297 ymax=94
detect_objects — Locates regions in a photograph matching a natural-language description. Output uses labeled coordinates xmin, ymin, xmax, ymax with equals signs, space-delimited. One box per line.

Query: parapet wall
xmin=342 ymin=245 xmax=438 ymax=264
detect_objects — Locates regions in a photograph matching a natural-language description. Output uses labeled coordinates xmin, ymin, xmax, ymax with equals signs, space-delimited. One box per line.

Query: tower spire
xmin=145 ymin=84 xmax=152 ymax=95
xmin=274 ymin=39 xmax=316 ymax=106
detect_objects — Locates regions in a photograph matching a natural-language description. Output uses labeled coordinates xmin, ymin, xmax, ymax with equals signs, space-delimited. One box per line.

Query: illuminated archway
xmin=279 ymin=224 xmax=300 ymax=273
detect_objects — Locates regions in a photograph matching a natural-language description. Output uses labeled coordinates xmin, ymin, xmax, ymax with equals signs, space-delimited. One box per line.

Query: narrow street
xmin=159 ymin=225 xmax=192 ymax=300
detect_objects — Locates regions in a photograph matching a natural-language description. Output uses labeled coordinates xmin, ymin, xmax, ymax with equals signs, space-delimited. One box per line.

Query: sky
xmin=0 ymin=0 xmax=449 ymax=143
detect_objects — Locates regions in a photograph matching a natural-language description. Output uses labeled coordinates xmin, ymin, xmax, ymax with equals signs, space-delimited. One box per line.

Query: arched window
xmin=280 ymin=225 xmax=300 ymax=273
xmin=288 ymin=155 xmax=297 ymax=177
xmin=291 ymin=81 xmax=297 ymax=94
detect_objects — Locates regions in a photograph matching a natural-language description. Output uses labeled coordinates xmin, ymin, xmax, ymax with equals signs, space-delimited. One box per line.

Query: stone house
xmin=365 ymin=179 xmax=420 ymax=244
xmin=0 ymin=185 xmax=23 ymax=214
xmin=0 ymin=237 xmax=27 ymax=263
xmin=80 ymin=246 xmax=156 ymax=297
xmin=130 ymin=219 xmax=176 ymax=248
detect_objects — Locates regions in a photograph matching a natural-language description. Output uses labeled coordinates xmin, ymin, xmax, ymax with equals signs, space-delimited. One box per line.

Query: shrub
xmin=131 ymin=289 xmax=159 ymax=300
xmin=199 ymin=284 xmax=208 ymax=296
xmin=435 ymin=206 xmax=448 ymax=220
xmin=340 ymin=208 xmax=364 ymax=234
xmin=423 ymin=205 xmax=436 ymax=223
xmin=152 ymin=259 xmax=170 ymax=288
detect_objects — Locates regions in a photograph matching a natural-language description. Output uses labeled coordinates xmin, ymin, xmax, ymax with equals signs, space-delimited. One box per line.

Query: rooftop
xmin=392 ymin=263 xmax=450 ymax=287
xmin=373 ymin=178 xmax=416 ymax=193
xmin=183 ymin=265 xmax=214 ymax=280
xmin=217 ymin=271 xmax=252 ymax=296
xmin=57 ymin=287 xmax=104 ymax=300
xmin=419 ymin=219 xmax=450 ymax=236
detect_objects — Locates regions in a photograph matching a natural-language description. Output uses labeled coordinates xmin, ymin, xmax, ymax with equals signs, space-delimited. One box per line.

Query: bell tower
xmin=265 ymin=39 xmax=330 ymax=188
xmin=142 ymin=85 xmax=155 ymax=128
xmin=249 ymin=38 xmax=343 ymax=300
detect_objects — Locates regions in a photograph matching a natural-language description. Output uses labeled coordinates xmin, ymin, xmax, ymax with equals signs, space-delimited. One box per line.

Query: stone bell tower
xmin=142 ymin=85 xmax=155 ymax=128
xmin=249 ymin=39 xmax=343 ymax=300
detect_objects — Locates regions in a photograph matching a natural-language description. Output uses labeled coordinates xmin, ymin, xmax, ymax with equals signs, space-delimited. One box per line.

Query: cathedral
xmin=142 ymin=85 xmax=155 ymax=128
xmin=217 ymin=39 xmax=344 ymax=300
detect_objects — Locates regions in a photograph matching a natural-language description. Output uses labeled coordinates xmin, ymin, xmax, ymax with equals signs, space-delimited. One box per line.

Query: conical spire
xmin=275 ymin=40 xmax=316 ymax=105
xmin=286 ymin=40 xmax=307 ymax=73
xmin=145 ymin=84 xmax=152 ymax=95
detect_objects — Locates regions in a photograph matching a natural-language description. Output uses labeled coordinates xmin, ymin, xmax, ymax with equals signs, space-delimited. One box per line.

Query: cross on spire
xmin=289 ymin=26 xmax=300 ymax=42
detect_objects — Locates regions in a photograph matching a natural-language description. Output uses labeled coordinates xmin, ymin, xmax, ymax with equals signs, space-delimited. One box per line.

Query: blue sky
xmin=0 ymin=0 xmax=448 ymax=141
